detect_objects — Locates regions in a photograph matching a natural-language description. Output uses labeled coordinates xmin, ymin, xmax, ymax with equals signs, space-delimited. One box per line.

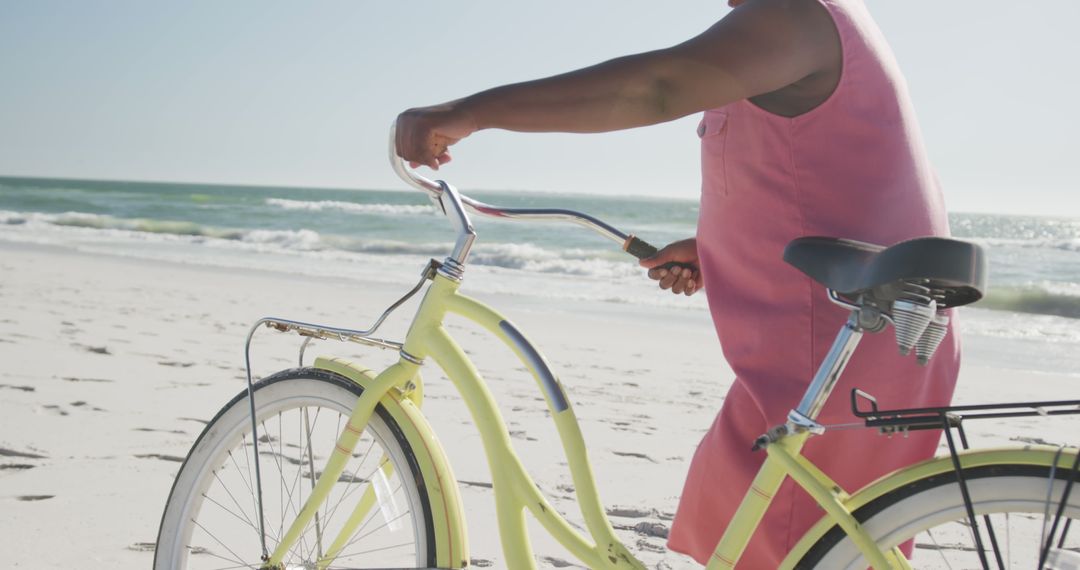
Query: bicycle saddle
xmin=783 ymin=236 xmax=987 ymax=308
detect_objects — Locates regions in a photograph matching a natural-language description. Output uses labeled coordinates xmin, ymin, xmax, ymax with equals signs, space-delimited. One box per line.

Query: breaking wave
xmin=977 ymin=285 xmax=1080 ymax=319
xmin=5 ymin=206 xmax=1080 ymax=319
xmin=265 ymin=198 xmax=435 ymax=216
xmin=0 ymin=209 xmax=634 ymax=279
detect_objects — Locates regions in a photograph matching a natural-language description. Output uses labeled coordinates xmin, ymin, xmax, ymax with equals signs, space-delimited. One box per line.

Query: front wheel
xmin=797 ymin=462 xmax=1080 ymax=569
xmin=154 ymin=368 xmax=437 ymax=569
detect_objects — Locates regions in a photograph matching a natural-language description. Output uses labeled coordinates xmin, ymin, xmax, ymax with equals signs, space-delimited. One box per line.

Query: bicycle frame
xmin=254 ymin=265 xmax=898 ymax=569
xmin=251 ymin=268 xmax=1080 ymax=570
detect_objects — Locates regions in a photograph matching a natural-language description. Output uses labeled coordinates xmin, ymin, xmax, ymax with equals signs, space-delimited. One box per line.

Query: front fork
xmin=262 ymin=361 xmax=417 ymax=569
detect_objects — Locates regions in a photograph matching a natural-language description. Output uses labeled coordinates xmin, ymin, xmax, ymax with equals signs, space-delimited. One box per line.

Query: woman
xmin=395 ymin=0 xmax=958 ymax=566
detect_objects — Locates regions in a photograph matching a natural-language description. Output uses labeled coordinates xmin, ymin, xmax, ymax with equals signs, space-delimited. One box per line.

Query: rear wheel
xmin=154 ymin=368 xmax=436 ymax=569
xmin=798 ymin=462 xmax=1080 ymax=569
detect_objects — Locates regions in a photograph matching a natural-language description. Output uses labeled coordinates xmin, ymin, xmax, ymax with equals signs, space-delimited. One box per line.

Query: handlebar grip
xmin=623 ymin=236 xmax=699 ymax=274
xmin=624 ymin=235 xmax=659 ymax=260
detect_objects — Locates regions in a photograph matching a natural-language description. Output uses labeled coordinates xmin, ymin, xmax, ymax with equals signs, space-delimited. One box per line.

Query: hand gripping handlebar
xmin=388 ymin=124 xmax=693 ymax=274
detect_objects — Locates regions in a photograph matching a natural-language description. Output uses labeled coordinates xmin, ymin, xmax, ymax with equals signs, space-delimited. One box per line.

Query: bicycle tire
xmin=796 ymin=462 xmax=1080 ymax=569
xmin=154 ymin=367 xmax=437 ymax=569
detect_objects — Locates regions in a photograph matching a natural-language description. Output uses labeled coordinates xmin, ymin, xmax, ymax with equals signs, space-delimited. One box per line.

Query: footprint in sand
xmin=71 ymin=344 xmax=111 ymax=355
xmin=612 ymin=450 xmax=658 ymax=463
xmin=128 ymin=542 xmax=209 ymax=555
xmin=0 ymin=447 xmax=47 ymax=459
xmin=133 ymin=427 xmax=187 ymax=435
xmin=606 ymin=506 xmax=653 ymax=518
xmin=37 ymin=404 xmax=69 ymax=417
xmin=134 ymin=453 xmax=185 ymax=463
xmin=509 ymin=429 xmax=538 ymax=442
xmin=634 ymin=537 xmax=666 ymax=553
xmin=632 ymin=521 xmax=669 ymax=539
xmin=458 ymin=479 xmax=494 ymax=489
xmin=70 ymin=400 xmax=107 ymax=412
xmin=0 ymin=384 xmax=34 ymax=392
xmin=16 ymin=495 xmax=54 ymax=502
xmin=61 ymin=376 xmax=114 ymax=383
xmin=1011 ymin=435 xmax=1061 ymax=446
xmin=157 ymin=360 xmax=196 ymax=368
xmin=541 ymin=556 xmax=586 ymax=568
xmin=0 ymin=464 xmax=35 ymax=471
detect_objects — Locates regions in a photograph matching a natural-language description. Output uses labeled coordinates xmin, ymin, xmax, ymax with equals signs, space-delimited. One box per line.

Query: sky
xmin=0 ymin=1 xmax=1078 ymax=216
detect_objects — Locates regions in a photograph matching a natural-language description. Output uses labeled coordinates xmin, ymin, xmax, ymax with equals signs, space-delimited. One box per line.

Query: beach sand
xmin=1 ymin=241 xmax=1076 ymax=568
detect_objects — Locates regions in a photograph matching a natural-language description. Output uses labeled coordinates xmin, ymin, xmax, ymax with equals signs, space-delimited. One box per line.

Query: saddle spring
xmin=891 ymin=280 xmax=950 ymax=365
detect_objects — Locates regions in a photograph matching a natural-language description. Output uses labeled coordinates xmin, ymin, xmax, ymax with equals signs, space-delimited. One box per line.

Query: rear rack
xmin=852 ymin=389 xmax=1080 ymax=433
xmin=851 ymin=388 xmax=1080 ymax=569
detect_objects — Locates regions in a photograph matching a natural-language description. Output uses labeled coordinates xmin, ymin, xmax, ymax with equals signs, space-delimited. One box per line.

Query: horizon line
xmin=0 ymin=173 xmax=1071 ymax=219
xmin=0 ymin=172 xmax=703 ymax=203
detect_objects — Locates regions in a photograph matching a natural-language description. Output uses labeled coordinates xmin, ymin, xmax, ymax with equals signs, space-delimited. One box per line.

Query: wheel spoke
xmin=335 ymin=510 xmax=414 ymax=562
xmin=201 ymin=446 xmax=284 ymax=555
xmin=303 ymin=406 xmax=327 ymax=561
xmin=191 ymin=518 xmax=252 ymax=568
xmin=259 ymin=417 xmax=310 ymax=560
xmin=920 ymin=527 xmax=958 ymax=570
xmin=200 ymin=490 xmax=259 ymax=536
xmin=331 ymin=539 xmax=415 ymax=565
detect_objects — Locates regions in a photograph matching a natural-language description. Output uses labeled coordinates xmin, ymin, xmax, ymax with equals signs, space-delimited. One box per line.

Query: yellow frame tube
xmin=405 ymin=275 xmax=642 ymax=569
xmin=766 ymin=442 xmax=893 ymax=570
xmin=703 ymin=432 xmax=903 ymax=570
xmin=446 ymin=294 xmax=638 ymax=564
xmin=703 ymin=439 xmax=798 ymax=569
xmin=267 ymin=361 xmax=416 ymax=566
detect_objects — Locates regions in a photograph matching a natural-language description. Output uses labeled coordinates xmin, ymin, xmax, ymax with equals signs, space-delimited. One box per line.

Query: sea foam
xmin=265 ymin=198 xmax=435 ymax=216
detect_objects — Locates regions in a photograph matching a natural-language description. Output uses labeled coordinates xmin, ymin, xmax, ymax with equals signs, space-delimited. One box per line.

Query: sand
xmin=1 ymin=241 xmax=1076 ymax=568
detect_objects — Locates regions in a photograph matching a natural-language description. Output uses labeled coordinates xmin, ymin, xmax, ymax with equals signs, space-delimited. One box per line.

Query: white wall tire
xmin=798 ymin=464 xmax=1080 ymax=569
xmin=154 ymin=368 xmax=436 ymax=569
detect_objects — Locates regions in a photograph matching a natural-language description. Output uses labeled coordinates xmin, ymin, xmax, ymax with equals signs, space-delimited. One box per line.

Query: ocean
xmin=2 ymin=176 xmax=1078 ymax=376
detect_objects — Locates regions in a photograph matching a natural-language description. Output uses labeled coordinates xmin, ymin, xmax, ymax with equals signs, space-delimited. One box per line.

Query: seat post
xmin=787 ymin=311 xmax=864 ymax=431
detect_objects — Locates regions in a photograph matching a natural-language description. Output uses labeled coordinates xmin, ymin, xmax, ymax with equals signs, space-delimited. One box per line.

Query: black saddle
xmin=783 ymin=236 xmax=987 ymax=308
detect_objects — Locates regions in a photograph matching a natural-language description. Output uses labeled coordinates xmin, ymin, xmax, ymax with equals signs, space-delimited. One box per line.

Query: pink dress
xmin=666 ymin=0 xmax=960 ymax=566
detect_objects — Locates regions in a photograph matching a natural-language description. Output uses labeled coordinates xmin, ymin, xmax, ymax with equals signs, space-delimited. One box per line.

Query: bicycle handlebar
xmin=387 ymin=124 xmax=693 ymax=273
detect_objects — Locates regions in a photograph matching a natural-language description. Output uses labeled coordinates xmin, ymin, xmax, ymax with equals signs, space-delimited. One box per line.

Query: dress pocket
xmin=698 ymin=111 xmax=729 ymax=196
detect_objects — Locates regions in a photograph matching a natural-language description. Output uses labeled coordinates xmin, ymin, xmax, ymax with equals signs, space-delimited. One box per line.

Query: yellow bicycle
xmin=154 ymin=130 xmax=1080 ymax=569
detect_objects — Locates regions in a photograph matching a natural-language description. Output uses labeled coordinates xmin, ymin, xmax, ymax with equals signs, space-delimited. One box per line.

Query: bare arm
xmin=396 ymin=0 xmax=839 ymax=167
